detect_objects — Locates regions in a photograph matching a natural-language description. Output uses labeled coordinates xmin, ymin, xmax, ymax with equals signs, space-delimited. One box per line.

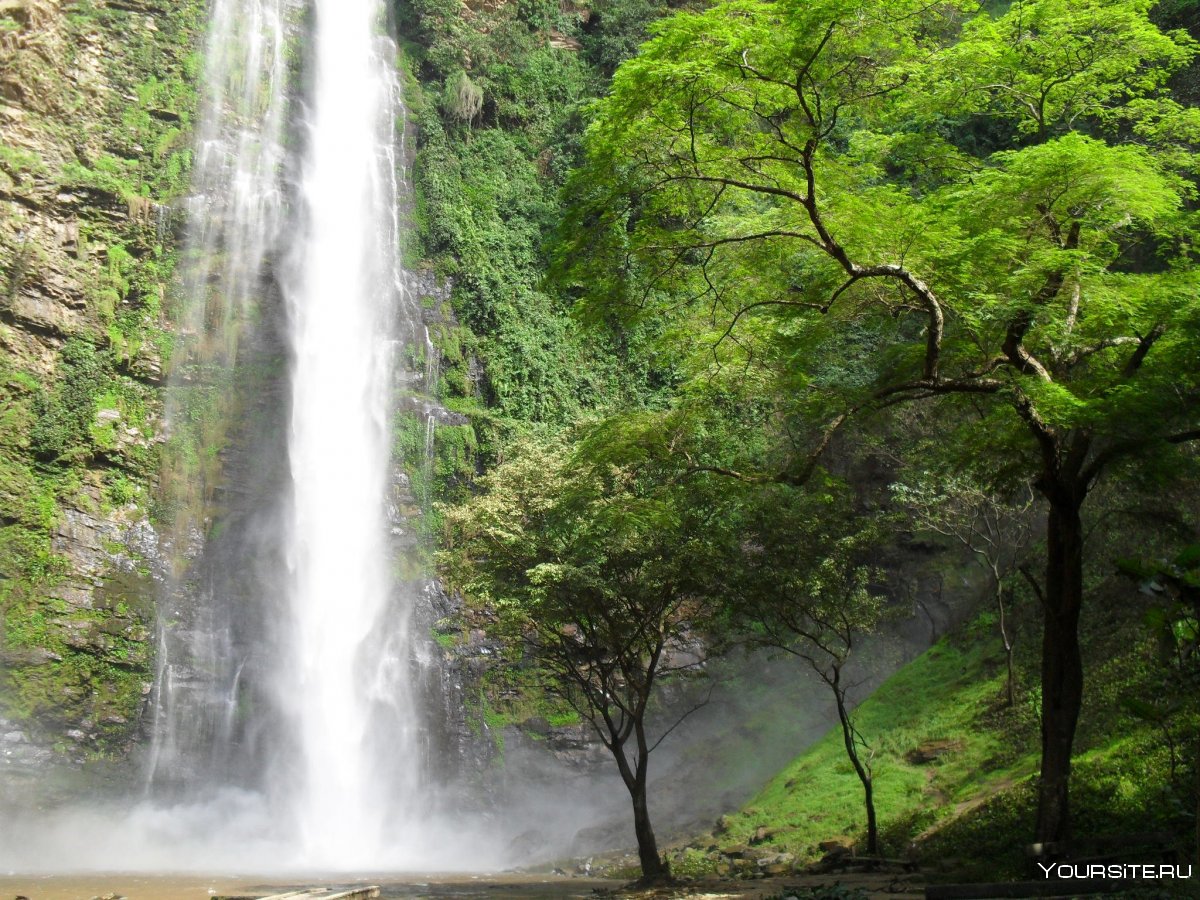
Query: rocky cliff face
xmin=0 ymin=0 xmax=202 ymax=798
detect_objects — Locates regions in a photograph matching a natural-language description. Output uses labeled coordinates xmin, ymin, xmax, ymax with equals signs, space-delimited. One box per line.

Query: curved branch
xmin=1061 ymin=335 xmax=1140 ymax=369
xmin=651 ymin=172 xmax=807 ymax=205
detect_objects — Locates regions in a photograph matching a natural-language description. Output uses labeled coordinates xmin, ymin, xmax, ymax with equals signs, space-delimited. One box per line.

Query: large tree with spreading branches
xmin=559 ymin=0 xmax=1200 ymax=844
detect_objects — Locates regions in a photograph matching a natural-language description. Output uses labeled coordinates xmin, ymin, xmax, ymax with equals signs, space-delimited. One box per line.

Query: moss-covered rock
xmin=0 ymin=0 xmax=204 ymax=783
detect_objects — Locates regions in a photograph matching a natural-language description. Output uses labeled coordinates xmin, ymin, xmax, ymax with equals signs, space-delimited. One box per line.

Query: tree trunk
xmin=631 ymin=780 xmax=669 ymax=884
xmin=998 ymin=583 xmax=1015 ymax=708
xmin=835 ymin=686 xmax=878 ymax=854
xmin=863 ymin=770 xmax=878 ymax=855
xmin=1034 ymin=496 xmax=1085 ymax=846
xmin=611 ymin=733 xmax=670 ymax=885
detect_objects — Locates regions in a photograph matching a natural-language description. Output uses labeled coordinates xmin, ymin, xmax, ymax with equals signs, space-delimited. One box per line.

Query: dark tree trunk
xmin=862 ymin=770 xmax=878 ymax=855
xmin=611 ymin=728 xmax=670 ymax=885
xmin=834 ymin=682 xmax=878 ymax=854
xmin=1034 ymin=495 xmax=1085 ymax=845
xmin=631 ymin=781 xmax=669 ymax=884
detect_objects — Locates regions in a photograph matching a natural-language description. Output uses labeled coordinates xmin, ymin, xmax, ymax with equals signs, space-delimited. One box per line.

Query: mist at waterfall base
xmin=0 ymin=628 xmax=951 ymax=874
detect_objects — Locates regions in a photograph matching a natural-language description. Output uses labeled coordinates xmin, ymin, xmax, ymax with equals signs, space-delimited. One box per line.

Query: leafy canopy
xmin=558 ymin=0 xmax=1199 ymax=487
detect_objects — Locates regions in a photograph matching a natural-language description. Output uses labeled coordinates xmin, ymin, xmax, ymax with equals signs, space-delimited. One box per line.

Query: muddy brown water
xmin=0 ymin=871 xmax=928 ymax=899
xmin=0 ymin=874 xmax=622 ymax=900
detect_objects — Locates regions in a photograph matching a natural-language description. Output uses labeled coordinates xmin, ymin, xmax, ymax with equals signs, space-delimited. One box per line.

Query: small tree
xmin=442 ymin=428 xmax=737 ymax=885
xmin=729 ymin=485 xmax=887 ymax=855
xmin=442 ymin=70 xmax=483 ymax=124
xmin=892 ymin=475 xmax=1038 ymax=707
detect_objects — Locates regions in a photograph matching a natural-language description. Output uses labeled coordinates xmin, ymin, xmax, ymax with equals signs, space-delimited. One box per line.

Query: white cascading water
xmin=283 ymin=0 xmax=420 ymax=864
xmin=177 ymin=0 xmax=290 ymax=361
xmin=0 ymin=0 xmax=511 ymax=872
xmin=143 ymin=0 xmax=294 ymax=794
xmin=143 ymin=0 xmax=438 ymax=867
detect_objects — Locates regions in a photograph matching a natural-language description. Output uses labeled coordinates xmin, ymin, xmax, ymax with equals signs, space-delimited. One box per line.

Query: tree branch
xmin=1121 ymin=323 xmax=1166 ymax=379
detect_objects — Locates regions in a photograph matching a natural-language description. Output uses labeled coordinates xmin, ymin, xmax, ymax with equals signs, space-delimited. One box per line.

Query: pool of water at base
xmin=0 ymin=873 xmax=622 ymax=900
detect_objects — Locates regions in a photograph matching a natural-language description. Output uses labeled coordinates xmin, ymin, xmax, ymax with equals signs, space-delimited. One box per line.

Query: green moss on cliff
xmin=0 ymin=0 xmax=206 ymax=759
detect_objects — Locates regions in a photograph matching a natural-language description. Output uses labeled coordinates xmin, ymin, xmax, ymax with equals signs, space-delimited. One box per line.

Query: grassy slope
xmin=709 ymin=629 xmax=1037 ymax=866
xmin=693 ymin=609 xmax=1194 ymax=884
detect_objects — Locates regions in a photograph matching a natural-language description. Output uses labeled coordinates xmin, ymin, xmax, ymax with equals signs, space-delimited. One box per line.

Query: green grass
xmin=694 ymin=605 xmax=1196 ymax=883
xmin=711 ymin=633 xmax=1040 ymax=863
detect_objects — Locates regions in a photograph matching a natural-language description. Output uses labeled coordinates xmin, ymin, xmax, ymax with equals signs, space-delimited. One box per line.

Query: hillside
xmin=670 ymin=598 xmax=1196 ymax=887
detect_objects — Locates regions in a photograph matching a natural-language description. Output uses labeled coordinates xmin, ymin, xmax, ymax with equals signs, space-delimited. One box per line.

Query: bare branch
xmin=1019 ymin=564 xmax=1047 ymax=608
xmin=647 ymin=680 xmax=716 ymax=754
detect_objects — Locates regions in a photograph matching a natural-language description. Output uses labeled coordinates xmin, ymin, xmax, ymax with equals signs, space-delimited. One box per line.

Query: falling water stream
xmin=138 ymin=0 xmax=442 ymax=868
xmin=284 ymin=0 xmax=421 ymax=863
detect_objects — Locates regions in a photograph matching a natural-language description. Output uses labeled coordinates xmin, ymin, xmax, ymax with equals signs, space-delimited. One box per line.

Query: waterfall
xmin=0 ymin=0 xmax=522 ymax=872
xmin=282 ymin=0 xmax=423 ymax=864
xmin=142 ymin=0 xmax=440 ymax=868
xmin=145 ymin=0 xmax=295 ymax=799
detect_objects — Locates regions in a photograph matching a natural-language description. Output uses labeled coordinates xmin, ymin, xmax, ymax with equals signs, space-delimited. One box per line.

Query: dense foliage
xmin=555 ymin=0 xmax=1200 ymax=848
xmin=430 ymin=0 xmax=1200 ymax=880
xmin=397 ymin=0 xmax=682 ymax=443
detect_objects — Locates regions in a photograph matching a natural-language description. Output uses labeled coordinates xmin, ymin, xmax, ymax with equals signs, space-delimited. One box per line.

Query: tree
xmin=729 ymin=485 xmax=888 ymax=854
xmin=891 ymin=475 xmax=1038 ymax=707
xmin=559 ymin=0 xmax=1200 ymax=844
xmin=441 ymin=425 xmax=739 ymax=885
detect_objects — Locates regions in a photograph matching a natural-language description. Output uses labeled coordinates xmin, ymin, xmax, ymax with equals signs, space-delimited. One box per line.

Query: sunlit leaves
xmin=923 ymin=0 xmax=1195 ymax=135
xmin=558 ymin=0 xmax=1199 ymax=475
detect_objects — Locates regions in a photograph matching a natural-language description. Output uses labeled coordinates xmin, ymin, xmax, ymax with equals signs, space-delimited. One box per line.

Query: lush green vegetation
xmin=429 ymin=0 xmax=1200 ymax=885
xmin=2 ymin=0 xmax=1196 ymax=886
xmin=396 ymin=0 xmax=685 ymax=462
xmin=0 ymin=0 xmax=206 ymax=755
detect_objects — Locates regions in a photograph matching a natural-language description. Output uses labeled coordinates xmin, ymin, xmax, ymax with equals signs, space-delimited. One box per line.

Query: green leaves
xmin=923 ymin=0 xmax=1195 ymax=136
xmin=29 ymin=339 xmax=115 ymax=466
xmin=559 ymin=0 xmax=1199 ymax=484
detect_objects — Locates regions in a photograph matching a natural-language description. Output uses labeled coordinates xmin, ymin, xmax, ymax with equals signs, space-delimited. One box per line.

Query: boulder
xmin=757 ymin=851 xmax=795 ymax=875
xmin=749 ymin=824 xmax=776 ymax=845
